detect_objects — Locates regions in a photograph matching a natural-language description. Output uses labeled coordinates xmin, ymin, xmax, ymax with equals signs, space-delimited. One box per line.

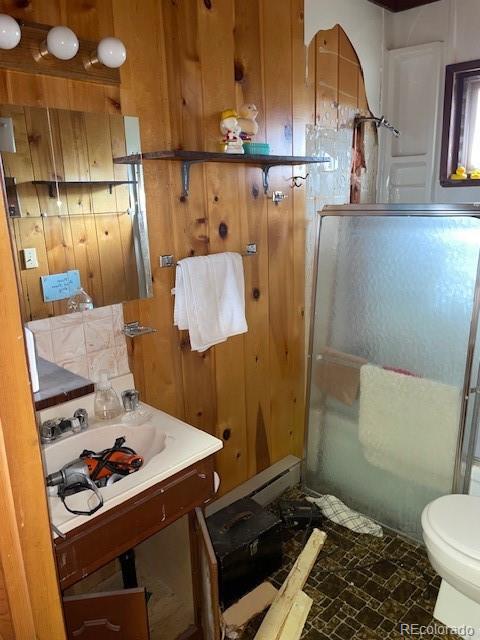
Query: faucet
xmin=121 ymin=389 xmax=140 ymax=412
xmin=40 ymin=408 xmax=88 ymax=444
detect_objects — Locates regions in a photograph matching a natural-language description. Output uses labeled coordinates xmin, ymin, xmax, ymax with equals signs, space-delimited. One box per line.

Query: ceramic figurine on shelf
xmin=238 ymin=103 xmax=259 ymax=140
xmin=219 ymin=109 xmax=244 ymax=154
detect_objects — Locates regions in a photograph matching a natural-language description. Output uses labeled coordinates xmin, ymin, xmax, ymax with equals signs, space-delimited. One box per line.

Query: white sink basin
xmin=43 ymin=420 xmax=167 ymax=478
xmin=39 ymin=378 xmax=223 ymax=537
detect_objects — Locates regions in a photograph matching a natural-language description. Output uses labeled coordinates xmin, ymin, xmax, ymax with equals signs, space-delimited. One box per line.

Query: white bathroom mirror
xmin=0 ymin=104 xmax=152 ymax=321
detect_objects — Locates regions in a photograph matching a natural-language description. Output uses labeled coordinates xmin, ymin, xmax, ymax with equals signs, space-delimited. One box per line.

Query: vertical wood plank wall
xmin=0 ymin=2 xmax=369 ymax=499
xmin=315 ymin=26 xmax=369 ymax=127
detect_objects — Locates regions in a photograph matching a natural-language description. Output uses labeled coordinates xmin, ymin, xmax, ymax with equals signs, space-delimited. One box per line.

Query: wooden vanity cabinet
xmin=63 ymin=589 xmax=150 ymax=639
xmin=55 ymin=456 xmax=220 ymax=640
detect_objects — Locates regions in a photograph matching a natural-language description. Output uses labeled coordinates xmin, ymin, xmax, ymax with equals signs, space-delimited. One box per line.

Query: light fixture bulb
xmin=0 ymin=14 xmax=21 ymax=50
xmin=46 ymin=26 xmax=79 ymax=60
xmin=96 ymin=37 xmax=126 ymax=69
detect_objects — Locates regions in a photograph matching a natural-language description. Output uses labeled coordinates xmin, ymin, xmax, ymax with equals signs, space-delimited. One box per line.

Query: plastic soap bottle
xmin=67 ymin=287 xmax=94 ymax=312
xmin=94 ymin=370 xmax=123 ymax=421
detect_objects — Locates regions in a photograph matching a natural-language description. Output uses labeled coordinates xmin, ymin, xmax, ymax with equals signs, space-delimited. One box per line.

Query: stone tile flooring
xmin=240 ymin=490 xmax=460 ymax=640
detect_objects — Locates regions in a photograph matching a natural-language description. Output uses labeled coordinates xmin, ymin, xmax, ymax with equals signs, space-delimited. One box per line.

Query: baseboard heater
xmin=206 ymin=455 xmax=302 ymax=517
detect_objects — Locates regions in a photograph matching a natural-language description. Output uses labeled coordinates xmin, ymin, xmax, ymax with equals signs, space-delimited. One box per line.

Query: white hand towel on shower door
xmin=173 ymin=252 xmax=248 ymax=352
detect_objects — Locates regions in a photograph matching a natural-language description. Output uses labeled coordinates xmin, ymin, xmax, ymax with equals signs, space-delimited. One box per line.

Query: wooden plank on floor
xmin=277 ymin=591 xmax=312 ymax=640
xmin=254 ymin=529 xmax=326 ymax=640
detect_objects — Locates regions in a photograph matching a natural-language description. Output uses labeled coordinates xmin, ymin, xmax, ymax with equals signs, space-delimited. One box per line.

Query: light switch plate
xmin=21 ymin=247 xmax=38 ymax=269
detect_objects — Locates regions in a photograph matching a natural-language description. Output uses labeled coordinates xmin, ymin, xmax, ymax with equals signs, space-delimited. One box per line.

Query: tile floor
xmin=241 ymin=490 xmax=460 ymax=640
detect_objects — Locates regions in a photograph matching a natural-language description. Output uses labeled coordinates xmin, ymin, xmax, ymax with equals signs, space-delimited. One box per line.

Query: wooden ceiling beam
xmin=368 ymin=0 xmax=440 ymax=11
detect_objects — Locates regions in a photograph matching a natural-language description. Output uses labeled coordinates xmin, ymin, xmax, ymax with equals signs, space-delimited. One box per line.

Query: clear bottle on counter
xmin=67 ymin=287 xmax=94 ymax=312
xmin=94 ymin=370 xmax=123 ymax=421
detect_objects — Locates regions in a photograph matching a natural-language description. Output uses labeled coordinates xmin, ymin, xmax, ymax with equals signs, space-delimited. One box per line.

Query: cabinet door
xmin=63 ymin=588 xmax=149 ymax=639
xmin=194 ymin=508 xmax=220 ymax=640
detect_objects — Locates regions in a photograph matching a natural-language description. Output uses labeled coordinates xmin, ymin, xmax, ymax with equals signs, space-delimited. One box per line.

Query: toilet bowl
xmin=422 ymin=494 xmax=480 ymax=639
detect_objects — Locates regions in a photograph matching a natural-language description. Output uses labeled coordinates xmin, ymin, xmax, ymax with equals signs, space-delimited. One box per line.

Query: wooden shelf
xmin=113 ymin=149 xmax=330 ymax=198
xmin=113 ymin=149 xmax=327 ymax=166
xmin=32 ymin=180 xmax=137 ymax=198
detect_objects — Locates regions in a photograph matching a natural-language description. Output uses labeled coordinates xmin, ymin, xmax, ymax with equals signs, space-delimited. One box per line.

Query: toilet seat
xmin=423 ymin=495 xmax=480 ymax=560
xmin=422 ymin=495 xmax=480 ymax=602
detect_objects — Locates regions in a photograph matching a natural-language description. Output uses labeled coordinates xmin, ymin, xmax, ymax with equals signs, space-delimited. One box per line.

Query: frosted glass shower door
xmin=305 ymin=214 xmax=480 ymax=539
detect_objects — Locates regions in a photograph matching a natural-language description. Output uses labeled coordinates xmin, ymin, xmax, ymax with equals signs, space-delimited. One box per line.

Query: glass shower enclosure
xmin=305 ymin=204 xmax=480 ymax=540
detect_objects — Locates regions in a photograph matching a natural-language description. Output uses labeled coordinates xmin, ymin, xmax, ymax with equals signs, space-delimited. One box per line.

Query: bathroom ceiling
xmin=368 ymin=0 xmax=440 ymax=10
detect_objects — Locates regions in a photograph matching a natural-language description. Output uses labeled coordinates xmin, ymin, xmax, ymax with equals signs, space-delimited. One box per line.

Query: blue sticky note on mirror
xmin=41 ymin=270 xmax=81 ymax=302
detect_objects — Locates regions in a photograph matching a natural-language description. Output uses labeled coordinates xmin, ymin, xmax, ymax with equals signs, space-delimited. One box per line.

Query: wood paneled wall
xmin=0 ymin=1 xmax=370 ymax=498
xmin=2 ymin=105 xmax=139 ymax=319
xmin=315 ymin=26 xmax=369 ymax=128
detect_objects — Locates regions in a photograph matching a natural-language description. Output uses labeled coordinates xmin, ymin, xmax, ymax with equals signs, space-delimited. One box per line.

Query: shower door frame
xmin=305 ymin=203 xmax=480 ymax=498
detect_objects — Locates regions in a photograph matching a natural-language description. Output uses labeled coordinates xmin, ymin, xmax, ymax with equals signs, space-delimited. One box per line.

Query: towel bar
xmin=316 ymin=353 xmax=364 ymax=369
xmin=159 ymin=244 xmax=257 ymax=268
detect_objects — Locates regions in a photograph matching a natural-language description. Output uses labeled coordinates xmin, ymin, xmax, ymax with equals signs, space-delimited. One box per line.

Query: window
xmin=440 ymin=59 xmax=480 ymax=186
xmin=461 ymin=77 xmax=480 ymax=171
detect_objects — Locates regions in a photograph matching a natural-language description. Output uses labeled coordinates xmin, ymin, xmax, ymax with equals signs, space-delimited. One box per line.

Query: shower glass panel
xmin=305 ymin=211 xmax=480 ymax=539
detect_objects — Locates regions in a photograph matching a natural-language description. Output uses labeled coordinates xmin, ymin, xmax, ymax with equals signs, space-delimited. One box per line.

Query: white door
xmin=378 ymin=42 xmax=443 ymax=203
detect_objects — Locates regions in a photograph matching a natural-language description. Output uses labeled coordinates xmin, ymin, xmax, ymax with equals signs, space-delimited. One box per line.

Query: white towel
xmin=359 ymin=364 xmax=461 ymax=489
xmin=306 ymin=495 xmax=383 ymax=537
xmin=173 ymin=252 xmax=248 ymax=352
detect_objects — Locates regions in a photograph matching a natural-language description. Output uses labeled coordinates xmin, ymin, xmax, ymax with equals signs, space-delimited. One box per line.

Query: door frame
xmin=377 ymin=42 xmax=443 ymax=204
xmin=0 ymin=171 xmax=66 ymax=637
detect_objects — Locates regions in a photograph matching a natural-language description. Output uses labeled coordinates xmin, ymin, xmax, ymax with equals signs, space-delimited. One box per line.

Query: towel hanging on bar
xmin=173 ymin=252 xmax=248 ymax=352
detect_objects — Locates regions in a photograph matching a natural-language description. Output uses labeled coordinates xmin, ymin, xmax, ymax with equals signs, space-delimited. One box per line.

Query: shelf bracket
xmin=181 ymin=161 xmax=190 ymax=199
xmin=261 ymin=166 xmax=272 ymax=194
xmin=183 ymin=161 xmax=273 ymax=198
xmin=180 ymin=160 xmax=205 ymax=199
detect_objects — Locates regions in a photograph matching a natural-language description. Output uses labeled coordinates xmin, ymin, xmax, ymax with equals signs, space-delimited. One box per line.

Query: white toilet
xmin=422 ymin=494 xmax=480 ymax=639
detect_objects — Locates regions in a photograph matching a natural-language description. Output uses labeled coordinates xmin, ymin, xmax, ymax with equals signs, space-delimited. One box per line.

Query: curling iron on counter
xmin=46 ymin=437 xmax=144 ymax=516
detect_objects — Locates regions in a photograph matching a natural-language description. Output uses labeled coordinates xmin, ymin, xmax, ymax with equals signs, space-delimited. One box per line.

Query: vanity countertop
xmin=34 ymin=358 xmax=94 ymax=411
xmin=39 ymin=374 xmax=223 ymax=537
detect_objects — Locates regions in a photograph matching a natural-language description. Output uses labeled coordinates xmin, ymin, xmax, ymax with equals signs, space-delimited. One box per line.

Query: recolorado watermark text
xmin=400 ymin=623 xmax=475 ymax=636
